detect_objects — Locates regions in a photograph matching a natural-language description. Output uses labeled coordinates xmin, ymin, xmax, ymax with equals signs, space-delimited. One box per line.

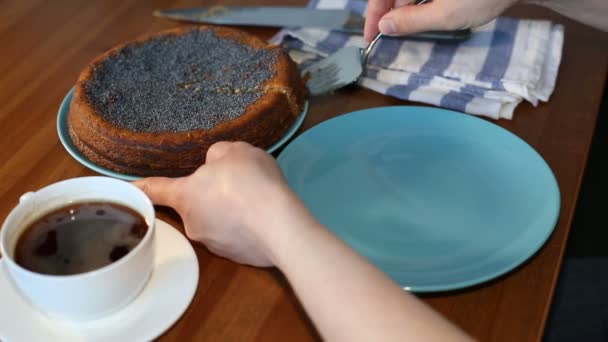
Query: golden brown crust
xmin=68 ymin=26 xmax=307 ymax=177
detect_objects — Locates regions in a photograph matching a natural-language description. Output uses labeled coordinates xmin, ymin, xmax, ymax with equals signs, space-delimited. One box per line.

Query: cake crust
xmin=68 ymin=26 xmax=307 ymax=177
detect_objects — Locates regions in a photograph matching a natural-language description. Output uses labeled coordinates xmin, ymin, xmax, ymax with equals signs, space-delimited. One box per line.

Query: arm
xmin=364 ymin=0 xmax=607 ymax=42
xmin=135 ymin=141 xmax=472 ymax=341
xmin=262 ymin=191 xmax=472 ymax=342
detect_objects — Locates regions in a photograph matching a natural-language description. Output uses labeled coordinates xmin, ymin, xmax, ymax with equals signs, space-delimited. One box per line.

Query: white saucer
xmin=0 ymin=219 xmax=199 ymax=342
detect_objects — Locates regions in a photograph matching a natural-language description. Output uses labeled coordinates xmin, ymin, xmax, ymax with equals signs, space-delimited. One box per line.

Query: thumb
xmin=379 ymin=2 xmax=455 ymax=36
xmin=133 ymin=177 xmax=183 ymax=208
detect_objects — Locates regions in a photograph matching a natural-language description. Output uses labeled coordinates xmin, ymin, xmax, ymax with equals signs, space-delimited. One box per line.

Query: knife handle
xmin=345 ymin=12 xmax=471 ymax=41
xmin=409 ymin=29 xmax=472 ymax=41
xmin=407 ymin=0 xmax=472 ymax=41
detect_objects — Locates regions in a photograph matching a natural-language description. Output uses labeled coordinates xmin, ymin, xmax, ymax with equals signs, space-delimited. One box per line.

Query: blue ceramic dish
xmin=278 ymin=106 xmax=560 ymax=292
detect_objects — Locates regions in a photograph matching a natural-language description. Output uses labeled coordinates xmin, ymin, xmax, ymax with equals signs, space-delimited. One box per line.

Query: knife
xmin=153 ymin=6 xmax=471 ymax=41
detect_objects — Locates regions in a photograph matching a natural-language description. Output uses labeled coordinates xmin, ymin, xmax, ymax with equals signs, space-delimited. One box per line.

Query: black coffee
xmin=15 ymin=202 xmax=147 ymax=275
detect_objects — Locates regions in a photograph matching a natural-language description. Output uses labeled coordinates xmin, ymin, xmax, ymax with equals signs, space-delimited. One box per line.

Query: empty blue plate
xmin=277 ymin=106 xmax=560 ymax=292
xmin=57 ymin=87 xmax=308 ymax=181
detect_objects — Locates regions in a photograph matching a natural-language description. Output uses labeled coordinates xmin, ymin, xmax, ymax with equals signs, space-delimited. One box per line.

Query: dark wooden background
xmin=1 ymin=1 xmax=607 ymax=340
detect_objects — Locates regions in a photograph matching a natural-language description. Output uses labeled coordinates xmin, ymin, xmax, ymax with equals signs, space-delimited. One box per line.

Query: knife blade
xmin=153 ymin=6 xmax=471 ymax=40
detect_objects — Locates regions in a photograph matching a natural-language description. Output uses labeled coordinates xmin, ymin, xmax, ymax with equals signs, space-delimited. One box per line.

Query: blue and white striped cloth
xmin=271 ymin=0 xmax=564 ymax=119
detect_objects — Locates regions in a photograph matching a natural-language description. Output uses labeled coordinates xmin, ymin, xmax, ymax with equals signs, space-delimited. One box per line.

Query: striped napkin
xmin=270 ymin=0 xmax=564 ymax=119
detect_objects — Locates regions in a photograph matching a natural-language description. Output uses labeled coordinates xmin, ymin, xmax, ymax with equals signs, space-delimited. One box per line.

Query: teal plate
xmin=57 ymin=87 xmax=308 ymax=181
xmin=277 ymin=106 xmax=560 ymax=292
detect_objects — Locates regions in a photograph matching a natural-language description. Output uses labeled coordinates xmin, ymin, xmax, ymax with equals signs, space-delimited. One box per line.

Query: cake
xmin=67 ymin=26 xmax=307 ymax=177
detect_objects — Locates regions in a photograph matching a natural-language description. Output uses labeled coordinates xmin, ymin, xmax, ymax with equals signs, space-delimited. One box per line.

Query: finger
xmin=379 ymin=1 xmax=456 ymax=36
xmin=133 ymin=177 xmax=182 ymax=208
xmin=364 ymin=0 xmax=394 ymax=42
xmin=206 ymin=141 xmax=234 ymax=162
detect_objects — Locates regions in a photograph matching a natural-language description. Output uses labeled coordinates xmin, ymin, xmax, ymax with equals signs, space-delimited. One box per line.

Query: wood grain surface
xmin=1 ymin=1 xmax=607 ymax=341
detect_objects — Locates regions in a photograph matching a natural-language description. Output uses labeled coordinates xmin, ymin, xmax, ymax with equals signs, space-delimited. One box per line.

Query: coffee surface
xmin=15 ymin=202 xmax=147 ymax=275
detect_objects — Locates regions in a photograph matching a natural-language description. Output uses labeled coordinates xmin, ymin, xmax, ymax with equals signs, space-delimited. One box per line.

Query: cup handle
xmin=1 ymin=191 xmax=37 ymax=260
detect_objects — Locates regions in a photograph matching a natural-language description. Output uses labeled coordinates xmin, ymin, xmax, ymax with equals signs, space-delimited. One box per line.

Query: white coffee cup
xmin=0 ymin=176 xmax=155 ymax=322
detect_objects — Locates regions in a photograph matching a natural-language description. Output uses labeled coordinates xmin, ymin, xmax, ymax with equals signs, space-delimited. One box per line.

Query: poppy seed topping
xmin=84 ymin=29 xmax=279 ymax=133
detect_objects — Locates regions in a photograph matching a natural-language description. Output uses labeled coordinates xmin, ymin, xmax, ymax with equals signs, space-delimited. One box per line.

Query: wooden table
xmin=1 ymin=1 xmax=607 ymax=341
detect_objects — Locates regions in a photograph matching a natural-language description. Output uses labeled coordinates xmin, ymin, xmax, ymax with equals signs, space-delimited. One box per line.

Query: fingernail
xmin=379 ymin=18 xmax=397 ymax=35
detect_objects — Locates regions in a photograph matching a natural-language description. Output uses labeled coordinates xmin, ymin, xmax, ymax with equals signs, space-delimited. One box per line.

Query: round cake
xmin=68 ymin=26 xmax=307 ymax=177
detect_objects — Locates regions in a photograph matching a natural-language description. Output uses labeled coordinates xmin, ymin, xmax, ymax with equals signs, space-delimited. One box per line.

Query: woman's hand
xmin=364 ymin=0 xmax=519 ymax=42
xmin=134 ymin=141 xmax=297 ymax=267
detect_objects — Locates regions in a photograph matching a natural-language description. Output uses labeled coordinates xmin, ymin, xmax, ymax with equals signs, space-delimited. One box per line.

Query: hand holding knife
xmin=153 ymin=6 xmax=471 ymax=41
